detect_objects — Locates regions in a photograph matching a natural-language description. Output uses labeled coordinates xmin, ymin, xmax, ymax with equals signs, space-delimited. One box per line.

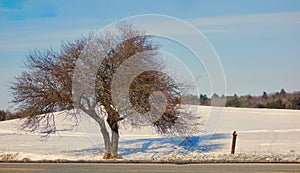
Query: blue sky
xmin=0 ymin=0 xmax=300 ymax=110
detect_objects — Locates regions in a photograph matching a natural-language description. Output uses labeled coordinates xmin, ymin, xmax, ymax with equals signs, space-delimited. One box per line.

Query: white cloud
xmin=189 ymin=12 xmax=300 ymax=34
xmin=0 ymin=18 xmax=104 ymax=52
xmin=118 ymin=12 xmax=300 ymax=38
xmin=0 ymin=28 xmax=90 ymax=51
xmin=191 ymin=12 xmax=300 ymax=25
xmin=2 ymin=12 xmax=299 ymax=53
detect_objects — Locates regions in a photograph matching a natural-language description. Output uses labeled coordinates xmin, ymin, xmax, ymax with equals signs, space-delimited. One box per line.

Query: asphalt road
xmin=0 ymin=163 xmax=300 ymax=173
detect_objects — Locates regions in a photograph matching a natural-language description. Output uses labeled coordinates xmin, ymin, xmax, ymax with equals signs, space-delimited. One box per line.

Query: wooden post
xmin=231 ymin=130 xmax=237 ymax=154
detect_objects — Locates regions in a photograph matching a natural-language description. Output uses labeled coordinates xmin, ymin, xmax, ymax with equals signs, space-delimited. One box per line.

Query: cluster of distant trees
xmin=2 ymin=89 xmax=300 ymax=122
xmin=0 ymin=110 xmax=23 ymax=121
xmin=182 ymin=89 xmax=300 ymax=110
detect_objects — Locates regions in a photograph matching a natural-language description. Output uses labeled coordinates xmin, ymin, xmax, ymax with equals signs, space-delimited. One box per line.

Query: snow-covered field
xmin=1 ymin=106 xmax=300 ymax=162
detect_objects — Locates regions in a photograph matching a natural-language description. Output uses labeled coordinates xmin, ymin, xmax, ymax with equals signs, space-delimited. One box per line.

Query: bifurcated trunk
xmin=96 ymin=116 xmax=120 ymax=159
xmin=103 ymin=103 xmax=122 ymax=159
xmin=85 ymin=109 xmax=113 ymax=159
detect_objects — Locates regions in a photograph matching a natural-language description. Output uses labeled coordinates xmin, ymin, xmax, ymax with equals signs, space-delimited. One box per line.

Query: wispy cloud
xmin=189 ymin=12 xmax=300 ymax=34
xmin=191 ymin=12 xmax=300 ymax=25
xmin=0 ymin=17 xmax=105 ymax=52
xmin=122 ymin=12 xmax=300 ymax=38
xmin=2 ymin=12 xmax=299 ymax=52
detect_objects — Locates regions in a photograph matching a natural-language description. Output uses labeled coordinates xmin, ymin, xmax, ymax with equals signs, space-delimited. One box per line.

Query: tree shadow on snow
xmin=119 ymin=133 xmax=227 ymax=156
xmin=62 ymin=133 xmax=227 ymax=157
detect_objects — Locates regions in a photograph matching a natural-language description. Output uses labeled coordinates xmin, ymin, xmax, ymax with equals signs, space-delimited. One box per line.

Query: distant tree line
xmin=0 ymin=110 xmax=23 ymax=121
xmin=182 ymin=89 xmax=300 ymax=110
xmin=2 ymin=89 xmax=299 ymax=121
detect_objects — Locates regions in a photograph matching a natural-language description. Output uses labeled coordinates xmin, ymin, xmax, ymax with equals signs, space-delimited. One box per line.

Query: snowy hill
xmin=1 ymin=106 xmax=300 ymax=162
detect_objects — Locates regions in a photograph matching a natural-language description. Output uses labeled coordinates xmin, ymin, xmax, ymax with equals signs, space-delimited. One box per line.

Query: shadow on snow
xmin=63 ymin=133 xmax=227 ymax=157
xmin=119 ymin=133 xmax=227 ymax=156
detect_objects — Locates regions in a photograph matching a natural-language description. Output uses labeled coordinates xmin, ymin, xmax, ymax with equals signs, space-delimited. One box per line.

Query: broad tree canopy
xmin=11 ymin=23 xmax=200 ymax=159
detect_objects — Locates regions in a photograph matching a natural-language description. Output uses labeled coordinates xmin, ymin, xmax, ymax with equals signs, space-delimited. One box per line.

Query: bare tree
xmin=11 ymin=40 xmax=84 ymax=132
xmin=11 ymin=23 xmax=199 ymax=159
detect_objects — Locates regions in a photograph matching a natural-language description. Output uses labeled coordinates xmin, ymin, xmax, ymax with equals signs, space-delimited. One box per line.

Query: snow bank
xmin=0 ymin=106 xmax=300 ymax=162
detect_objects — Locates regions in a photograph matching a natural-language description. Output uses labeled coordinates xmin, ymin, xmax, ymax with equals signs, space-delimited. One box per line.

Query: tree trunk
xmin=111 ymin=128 xmax=120 ymax=158
xmin=85 ymin=108 xmax=122 ymax=159
xmin=97 ymin=119 xmax=111 ymax=159
xmin=103 ymin=103 xmax=122 ymax=159
xmin=85 ymin=109 xmax=112 ymax=159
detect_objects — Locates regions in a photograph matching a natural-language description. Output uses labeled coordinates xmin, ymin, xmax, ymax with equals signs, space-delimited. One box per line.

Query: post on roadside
xmin=231 ymin=130 xmax=237 ymax=154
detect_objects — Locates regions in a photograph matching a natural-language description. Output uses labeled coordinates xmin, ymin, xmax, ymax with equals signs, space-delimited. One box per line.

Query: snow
xmin=0 ymin=106 xmax=300 ymax=162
